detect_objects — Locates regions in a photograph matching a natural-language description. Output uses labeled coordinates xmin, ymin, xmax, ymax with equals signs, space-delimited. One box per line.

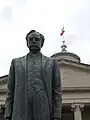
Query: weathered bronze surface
xmin=4 ymin=30 xmax=62 ymax=120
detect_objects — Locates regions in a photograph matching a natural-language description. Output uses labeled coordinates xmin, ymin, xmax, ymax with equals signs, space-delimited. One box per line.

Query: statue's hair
xmin=26 ymin=30 xmax=45 ymax=47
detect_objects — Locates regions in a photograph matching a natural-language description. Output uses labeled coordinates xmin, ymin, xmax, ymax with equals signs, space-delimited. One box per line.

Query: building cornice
xmin=59 ymin=59 xmax=90 ymax=71
xmin=0 ymin=75 xmax=8 ymax=85
xmin=0 ymin=89 xmax=7 ymax=94
xmin=63 ymin=87 xmax=90 ymax=92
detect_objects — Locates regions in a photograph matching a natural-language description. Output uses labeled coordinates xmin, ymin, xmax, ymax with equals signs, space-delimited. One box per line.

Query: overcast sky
xmin=0 ymin=0 xmax=90 ymax=76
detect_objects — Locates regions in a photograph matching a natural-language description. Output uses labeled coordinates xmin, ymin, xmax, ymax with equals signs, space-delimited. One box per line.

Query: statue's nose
xmin=32 ymin=38 xmax=35 ymax=42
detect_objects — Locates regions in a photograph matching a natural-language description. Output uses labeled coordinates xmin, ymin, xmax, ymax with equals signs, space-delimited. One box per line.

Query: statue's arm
xmin=52 ymin=59 xmax=62 ymax=120
xmin=4 ymin=59 xmax=15 ymax=120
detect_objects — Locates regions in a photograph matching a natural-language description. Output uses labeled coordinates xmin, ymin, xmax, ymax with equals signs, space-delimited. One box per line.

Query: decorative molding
xmin=0 ymin=75 xmax=8 ymax=85
xmin=58 ymin=59 xmax=90 ymax=71
xmin=63 ymin=86 xmax=90 ymax=92
xmin=0 ymin=89 xmax=7 ymax=93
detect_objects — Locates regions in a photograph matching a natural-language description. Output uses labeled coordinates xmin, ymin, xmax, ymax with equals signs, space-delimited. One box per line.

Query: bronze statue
xmin=4 ymin=30 xmax=62 ymax=120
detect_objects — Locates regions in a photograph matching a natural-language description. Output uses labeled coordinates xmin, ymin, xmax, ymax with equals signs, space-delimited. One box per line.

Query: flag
xmin=60 ymin=26 xmax=65 ymax=36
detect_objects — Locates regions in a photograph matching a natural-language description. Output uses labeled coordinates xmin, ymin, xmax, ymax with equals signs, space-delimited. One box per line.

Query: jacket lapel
xmin=41 ymin=55 xmax=48 ymax=71
xmin=19 ymin=55 xmax=28 ymax=119
xmin=42 ymin=55 xmax=52 ymax=112
xmin=20 ymin=55 xmax=27 ymax=74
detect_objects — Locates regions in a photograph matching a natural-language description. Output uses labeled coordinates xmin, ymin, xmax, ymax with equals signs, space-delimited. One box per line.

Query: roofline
xmin=58 ymin=59 xmax=90 ymax=71
xmin=0 ymin=75 xmax=8 ymax=85
xmin=0 ymin=75 xmax=8 ymax=79
xmin=51 ymin=52 xmax=81 ymax=62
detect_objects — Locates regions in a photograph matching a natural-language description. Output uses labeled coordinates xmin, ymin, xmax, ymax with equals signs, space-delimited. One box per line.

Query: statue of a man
xmin=4 ymin=30 xmax=62 ymax=120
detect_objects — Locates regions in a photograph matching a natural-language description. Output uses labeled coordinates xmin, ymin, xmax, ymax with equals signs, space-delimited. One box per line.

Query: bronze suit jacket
xmin=4 ymin=54 xmax=62 ymax=120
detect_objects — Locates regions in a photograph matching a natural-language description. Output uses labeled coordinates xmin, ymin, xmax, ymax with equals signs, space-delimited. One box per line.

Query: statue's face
xmin=27 ymin=32 xmax=42 ymax=51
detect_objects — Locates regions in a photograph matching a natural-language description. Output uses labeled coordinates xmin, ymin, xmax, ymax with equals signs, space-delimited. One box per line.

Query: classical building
xmin=0 ymin=43 xmax=90 ymax=120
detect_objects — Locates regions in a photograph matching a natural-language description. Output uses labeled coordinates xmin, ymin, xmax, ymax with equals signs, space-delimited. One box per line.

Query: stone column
xmin=71 ymin=103 xmax=84 ymax=120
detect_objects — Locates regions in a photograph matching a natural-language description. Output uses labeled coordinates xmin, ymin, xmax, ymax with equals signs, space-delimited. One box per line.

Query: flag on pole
xmin=60 ymin=26 xmax=65 ymax=36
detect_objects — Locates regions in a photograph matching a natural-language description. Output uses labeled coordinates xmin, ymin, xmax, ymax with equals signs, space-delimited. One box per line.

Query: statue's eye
xmin=29 ymin=38 xmax=33 ymax=41
xmin=35 ymin=38 xmax=40 ymax=41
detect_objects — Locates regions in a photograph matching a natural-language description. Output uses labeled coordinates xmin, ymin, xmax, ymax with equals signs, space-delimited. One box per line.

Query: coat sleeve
xmin=4 ymin=59 xmax=15 ymax=119
xmin=52 ymin=59 xmax=62 ymax=120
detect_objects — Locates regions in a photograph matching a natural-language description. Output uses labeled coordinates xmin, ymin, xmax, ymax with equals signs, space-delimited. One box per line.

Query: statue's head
xmin=26 ymin=30 xmax=45 ymax=51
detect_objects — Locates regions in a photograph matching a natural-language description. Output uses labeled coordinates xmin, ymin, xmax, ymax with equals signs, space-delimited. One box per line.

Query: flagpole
xmin=60 ymin=26 xmax=67 ymax=52
xmin=62 ymin=34 xmax=65 ymax=46
xmin=62 ymin=25 xmax=65 ymax=46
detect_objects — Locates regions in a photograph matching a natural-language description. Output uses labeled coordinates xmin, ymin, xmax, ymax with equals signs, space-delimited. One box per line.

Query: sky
xmin=0 ymin=0 xmax=90 ymax=76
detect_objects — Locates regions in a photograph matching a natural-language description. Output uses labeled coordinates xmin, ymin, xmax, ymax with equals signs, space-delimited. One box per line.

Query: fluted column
xmin=71 ymin=103 xmax=84 ymax=120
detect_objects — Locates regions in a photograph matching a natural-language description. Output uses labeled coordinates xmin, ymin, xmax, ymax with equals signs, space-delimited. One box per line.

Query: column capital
xmin=71 ymin=103 xmax=84 ymax=111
